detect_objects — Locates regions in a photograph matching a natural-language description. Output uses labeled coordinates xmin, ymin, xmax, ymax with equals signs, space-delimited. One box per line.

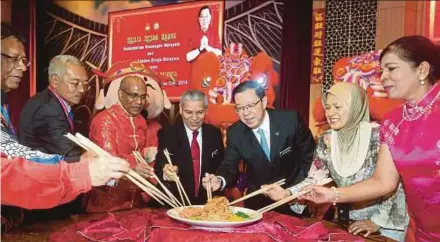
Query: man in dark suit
xmin=155 ymin=90 xmax=224 ymax=205
xmin=203 ymin=81 xmax=316 ymax=214
xmin=19 ymin=55 xmax=88 ymax=162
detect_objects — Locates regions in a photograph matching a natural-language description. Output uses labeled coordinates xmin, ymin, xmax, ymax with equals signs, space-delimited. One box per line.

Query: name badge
xmin=279 ymin=146 xmax=292 ymax=157
xmin=211 ymin=149 xmax=219 ymax=158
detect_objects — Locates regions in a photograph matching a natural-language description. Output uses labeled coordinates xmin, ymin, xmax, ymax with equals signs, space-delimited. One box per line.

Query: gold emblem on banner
xmin=145 ymin=23 xmax=151 ymax=31
xmin=154 ymin=22 xmax=160 ymax=30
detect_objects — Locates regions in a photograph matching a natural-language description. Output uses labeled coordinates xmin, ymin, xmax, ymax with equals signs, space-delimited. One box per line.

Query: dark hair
xmin=232 ymin=81 xmax=266 ymax=103
xmin=1 ymin=22 xmax=26 ymax=45
xmin=380 ymin=35 xmax=440 ymax=84
xmin=198 ymin=6 xmax=211 ymax=17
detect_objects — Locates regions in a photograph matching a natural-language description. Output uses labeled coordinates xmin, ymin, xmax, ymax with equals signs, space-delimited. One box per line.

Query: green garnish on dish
xmin=234 ymin=211 xmax=249 ymax=218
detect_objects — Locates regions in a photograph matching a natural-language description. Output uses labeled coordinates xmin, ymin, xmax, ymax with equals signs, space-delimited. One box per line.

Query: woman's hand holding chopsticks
xmin=261 ymin=184 xmax=292 ymax=201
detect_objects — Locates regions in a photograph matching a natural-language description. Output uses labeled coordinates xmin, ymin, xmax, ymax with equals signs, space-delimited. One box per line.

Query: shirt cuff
xmin=290 ymin=202 xmax=307 ymax=214
xmin=218 ymin=176 xmax=226 ymax=191
xmin=66 ymin=160 xmax=92 ymax=193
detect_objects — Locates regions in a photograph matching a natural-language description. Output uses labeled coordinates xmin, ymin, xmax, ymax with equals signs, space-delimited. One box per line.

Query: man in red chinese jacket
xmin=84 ymin=75 xmax=154 ymax=212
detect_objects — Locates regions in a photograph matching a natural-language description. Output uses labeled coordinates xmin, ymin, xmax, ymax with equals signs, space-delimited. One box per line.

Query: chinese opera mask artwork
xmin=189 ymin=42 xmax=279 ymax=127
xmin=313 ymin=50 xmax=403 ymax=126
xmin=88 ymin=60 xmax=172 ymax=162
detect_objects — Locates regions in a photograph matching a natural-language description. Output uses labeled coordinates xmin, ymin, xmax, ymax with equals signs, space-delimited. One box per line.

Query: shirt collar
xmin=406 ymin=83 xmax=440 ymax=108
xmin=49 ymin=87 xmax=72 ymax=113
xmin=253 ymin=110 xmax=270 ymax=133
xmin=116 ymin=101 xmax=136 ymax=118
xmin=183 ymin=123 xmax=202 ymax=136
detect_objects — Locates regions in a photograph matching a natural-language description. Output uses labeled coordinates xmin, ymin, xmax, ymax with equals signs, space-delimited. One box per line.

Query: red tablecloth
xmin=49 ymin=209 xmax=365 ymax=242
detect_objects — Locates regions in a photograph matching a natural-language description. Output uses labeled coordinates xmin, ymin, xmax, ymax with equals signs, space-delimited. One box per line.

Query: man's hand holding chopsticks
xmin=135 ymin=162 xmax=155 ymax=178
xmin=261 ymin=184 xmax=291 ymax=201
xmin=202 ymin=174 xmax=221 ymax=192
xmin=87 ymin=153 xmax=130 ymax=186
xmin=163 ymin=164 xmax=178 ymax=181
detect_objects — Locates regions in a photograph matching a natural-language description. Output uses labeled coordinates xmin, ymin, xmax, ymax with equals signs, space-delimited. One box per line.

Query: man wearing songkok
xmin=84 ymin=75 xmax=154 ymax=212
xmin=19 ymin=55 xmax=88 ymax=162
xmin=155 ymin=90 xmax=225 ymax=205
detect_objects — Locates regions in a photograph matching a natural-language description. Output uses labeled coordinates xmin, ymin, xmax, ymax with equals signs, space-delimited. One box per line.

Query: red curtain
xmin=278 ymin=0 xmax=313 ymax=126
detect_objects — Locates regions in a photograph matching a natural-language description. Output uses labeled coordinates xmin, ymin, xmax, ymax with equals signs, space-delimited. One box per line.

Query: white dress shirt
xmin=219 ymin=111 xmax=271 ymax=190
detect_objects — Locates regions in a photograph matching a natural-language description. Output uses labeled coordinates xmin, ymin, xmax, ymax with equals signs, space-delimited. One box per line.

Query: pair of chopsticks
xmin=65 ymin=133 xmax=179 ymax=208
xmin=163 ymin=149 xmax=192 ymax=206
xmin=251 ymin=177 xmax=333 ymax=216
xmin=205 ymin=173 xmax=212 ymax=200
xmin=228 ymin=178 xmax=286 ymax=206
xmin=132 ymin=151 xmax=183 ymax=207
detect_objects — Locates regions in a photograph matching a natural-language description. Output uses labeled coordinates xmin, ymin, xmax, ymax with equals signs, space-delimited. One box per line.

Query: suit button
xmin=435 ymin=160 xmax=440 ymax=166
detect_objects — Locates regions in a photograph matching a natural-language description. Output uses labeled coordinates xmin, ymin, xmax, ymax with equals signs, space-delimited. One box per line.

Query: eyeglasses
xmin=120 ymin=88 xmax=148 ymax=100
xmin=234 ymin=99 xmax=262 ymax=114
xmin=65 ymin=80 xmax=90 ymax=91
xmin=1 ymin=53 xmax=30 ymax=67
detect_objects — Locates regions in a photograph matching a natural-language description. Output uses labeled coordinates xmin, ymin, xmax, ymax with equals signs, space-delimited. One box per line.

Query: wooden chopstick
xmin=127 ymin=168 xmax=179 ymax=208
xmin=253 ymin=178 xmax=333 ymax=216
xmin=65 ymin=133 xmax=90 ymax=151
xmin=65 ymin=133 xmax=178 ymax=208
xmin=228 ymin=178 xmax=286 ymax=206
xmin=132 ymin=151 xmax=183 ymax=207
xmin=162 ymin=149 xmax=186 ymax=206
xmin=205 ymin=173 xmax=212 ymax=200
xmin=125 ymin=173 xmax=166 ymax=206
xmin=163 ymin=149 xmax=192 ymax=206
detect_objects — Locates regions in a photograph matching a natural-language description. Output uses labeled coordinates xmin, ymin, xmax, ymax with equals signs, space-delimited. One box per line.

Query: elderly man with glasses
xmin=85 ymin=75 xmax=155 ymax=213
xmin=19 ymin=55 xmax=88 ymax=162
xmin=203 ymin=81 xmax=316 ymax=215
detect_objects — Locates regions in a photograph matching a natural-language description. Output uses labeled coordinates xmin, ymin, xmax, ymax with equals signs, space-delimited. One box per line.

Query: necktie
xmin=258 ymin=128 xmax=270 ymax=160
xmin=191 ymin=130 xmax=201 ymax=196
xmin=68 ymin=110 xmax=75 ymax=132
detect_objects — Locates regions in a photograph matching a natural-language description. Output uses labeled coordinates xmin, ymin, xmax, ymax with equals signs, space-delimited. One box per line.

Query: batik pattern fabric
xmin=292 ymin=127 xmax=408 ymax=234
xmin=1 ymin=126 xmax=63 ymax=164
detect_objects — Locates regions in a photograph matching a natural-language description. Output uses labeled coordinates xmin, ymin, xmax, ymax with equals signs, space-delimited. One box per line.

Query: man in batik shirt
xmin=84 ymin=75 xmax=154 ymax=212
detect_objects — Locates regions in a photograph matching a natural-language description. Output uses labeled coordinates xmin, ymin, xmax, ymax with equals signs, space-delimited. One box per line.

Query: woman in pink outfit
xmin=301 ymin=35 xmax=440 ymax=242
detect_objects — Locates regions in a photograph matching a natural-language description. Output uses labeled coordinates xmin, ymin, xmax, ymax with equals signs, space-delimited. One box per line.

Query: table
xmin=1 ymin=209 xmax=395 ymax=242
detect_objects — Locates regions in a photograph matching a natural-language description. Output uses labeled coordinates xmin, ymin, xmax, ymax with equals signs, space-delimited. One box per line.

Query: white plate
xmin=166 ymin=205 xmax=262 ymax=228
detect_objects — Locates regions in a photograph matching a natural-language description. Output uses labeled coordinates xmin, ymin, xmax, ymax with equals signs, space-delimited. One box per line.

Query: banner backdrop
xmin=108 ymin=0 xmax=224 ymax=101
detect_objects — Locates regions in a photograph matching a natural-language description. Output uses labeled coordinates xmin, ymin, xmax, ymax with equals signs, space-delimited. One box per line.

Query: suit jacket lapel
xmin=47 ymin=89 xmax=73 ymax=132
xmin=245 ymin=126 xmax=268 ymax=162
xmin=201 ymin=124 xmax=210 ymax=177
xmin=268 ymin=110 xmax=281 ymax=162
xmin=177 ymin=120 xmax=194 ymax=178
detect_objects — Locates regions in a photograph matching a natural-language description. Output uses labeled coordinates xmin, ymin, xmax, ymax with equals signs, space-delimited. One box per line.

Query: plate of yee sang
xmin=166 ymin=197 xmax=262 ymax=228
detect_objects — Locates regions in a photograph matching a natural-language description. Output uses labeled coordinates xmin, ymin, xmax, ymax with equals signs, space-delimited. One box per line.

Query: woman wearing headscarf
xmin=299 ymin=36 xmax=440 ymax=242
xmin=264 ymin=82 xmax=408 ymax=241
